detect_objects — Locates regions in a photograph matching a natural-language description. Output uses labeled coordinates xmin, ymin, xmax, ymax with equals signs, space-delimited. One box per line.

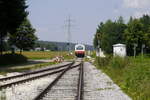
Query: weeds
xmin=110 ymin=56 xmax=129 ymax=69
xmin=95 ymin=56 xmax=112 ymax=68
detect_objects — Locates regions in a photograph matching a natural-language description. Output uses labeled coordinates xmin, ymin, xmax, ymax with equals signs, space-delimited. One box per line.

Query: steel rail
xmin=0 ymin=62 xmax=73 ymax=82
xmin=33 ymin=62 xmax=82 ymax=100
xmin=0 ymin=62 xmax=80 ymax=90
xmin=76 ymin=61 xmax=84 ymax=100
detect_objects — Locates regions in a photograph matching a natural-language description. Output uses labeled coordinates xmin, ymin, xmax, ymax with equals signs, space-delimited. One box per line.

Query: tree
xmin=94 ymin=17 xmax=126 ymax=54
xmin=140 ymin=15 xmax=150 ymax=31
xmin=117 ymin=16 xmax=124 ymax=24
xmin=116 ymin=16 xmax=127 ymax=43
xmin=93 ymin=22 xmax=104 ymax=48
xmin=9 ymin=18 xmax=37 ymax=53
xmin=94 ymin=15 xmax=150 ymax=56
xmin=124 ymin=19 xmax=145 ymax=55
xmin=34 ymin=41 xmax=58 ymax=51
xmin=0 ymin=0 xmax=28 ymax=55
xmin=140 ymin=15 xmax=150 ymax=53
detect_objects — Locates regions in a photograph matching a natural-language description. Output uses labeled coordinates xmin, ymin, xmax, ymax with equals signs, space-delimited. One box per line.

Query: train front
xmin=75 ymin=44 xmax=85 ymax=58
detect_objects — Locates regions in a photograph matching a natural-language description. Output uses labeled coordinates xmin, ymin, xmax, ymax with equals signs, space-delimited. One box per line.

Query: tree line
xmin=93 ymin=15 xmax=150 ymax=56
xmin=35 ymin=41 xmax=58 ymax=51
xmin=0 ymin=0 xmax=37 ymax=55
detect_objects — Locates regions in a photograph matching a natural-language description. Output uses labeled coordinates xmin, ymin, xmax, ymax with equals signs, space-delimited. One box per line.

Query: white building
xmin=113 ymin=44 xmax=126 ymax=57
xmin=35 ymin=47 xmax=41 ymax=51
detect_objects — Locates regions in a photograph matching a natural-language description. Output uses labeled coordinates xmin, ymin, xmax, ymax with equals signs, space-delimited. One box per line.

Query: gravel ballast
xmin=42 ymin=67 xmax=80 ymax=100
xmin=84 ymin=62 xmax=131 ymax=100
xmin=4 ymin=74 xmax=58 ymax=100
xmin=0 ymin=62 xmax=132 ymax=100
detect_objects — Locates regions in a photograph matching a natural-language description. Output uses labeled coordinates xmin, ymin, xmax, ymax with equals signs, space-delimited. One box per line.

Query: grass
xmin=15 ymin=51 xmax=74 ymax=60
xmin=95 ymin=56 xmax=150 ymax=100
xmin=0 ymin=62 xmax=58 ymax=75
xmin=0 ymin=51 xmax=74 ymax=74
xmin=4 ymin=51 xmax=74 ymax=60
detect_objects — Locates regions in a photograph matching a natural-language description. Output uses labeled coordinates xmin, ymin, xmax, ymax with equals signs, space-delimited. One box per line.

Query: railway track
xmin=0 ymin=60 xmax=84 ymax=100
xmin=77 ymin=62 xmax=84 ymax=100
xmin=34 ymin=61 xmax=84 ymax=100
xmin=0 ymin=62 xmax=74 ymax=89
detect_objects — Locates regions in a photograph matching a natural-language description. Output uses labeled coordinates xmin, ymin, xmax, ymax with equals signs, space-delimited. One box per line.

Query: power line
xmin=65 ymin=16 xmax=74 ymax=51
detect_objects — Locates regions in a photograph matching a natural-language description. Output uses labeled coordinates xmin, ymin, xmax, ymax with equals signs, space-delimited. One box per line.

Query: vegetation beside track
xmin=4 ymin=51 xmax=74 ymax=60
xmin=95 ymin=56 xmax=150 ymax=100
xmin=0 ymin=51 xmax=74 ymax=66
xmin=0 ymin=51 xmax=74 ymax=74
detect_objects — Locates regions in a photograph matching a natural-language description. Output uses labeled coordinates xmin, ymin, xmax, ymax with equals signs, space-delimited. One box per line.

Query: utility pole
xmin=141 ymin=44 xmax=145 ymax=58
xmin=133 ymin=43 xmax=138 ymax=58
xmin=65 ymin=16 xmax=73 ymax=52
xmin=96 ymin=33 xmax=100 ymax=57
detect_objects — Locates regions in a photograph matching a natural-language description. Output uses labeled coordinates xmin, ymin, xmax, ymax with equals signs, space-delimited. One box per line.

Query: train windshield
xmin=76 ymin=46 xmax=83 ymax=50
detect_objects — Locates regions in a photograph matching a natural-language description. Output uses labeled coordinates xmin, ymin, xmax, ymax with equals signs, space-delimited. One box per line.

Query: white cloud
xmin=123 ymin=0 xmax=150 ymax=8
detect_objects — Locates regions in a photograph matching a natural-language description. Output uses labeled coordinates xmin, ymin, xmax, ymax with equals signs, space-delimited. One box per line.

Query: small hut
xmin=113 ymin=44 xmax=126 ymax=57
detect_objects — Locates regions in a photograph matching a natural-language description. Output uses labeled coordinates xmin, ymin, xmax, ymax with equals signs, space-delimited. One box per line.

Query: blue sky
xmin=27 ymin=0 xmax=150 ymax=45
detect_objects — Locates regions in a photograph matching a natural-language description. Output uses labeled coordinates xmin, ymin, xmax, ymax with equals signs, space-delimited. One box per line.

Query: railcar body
xmin=75 ymin=44 xmax=85 ymax=58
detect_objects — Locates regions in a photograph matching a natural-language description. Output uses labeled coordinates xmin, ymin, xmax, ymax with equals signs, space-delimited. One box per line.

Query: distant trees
xmin=93 ymin=15 xmax=150 ymax=55
xmin=35 ymin=41 xmax=58 ymax=51
xmin=8 ymin=18 xmax=37 ymax=53
xmin=44 ymin=44 xmax=58 ymax=51
xmin=0 ymin=0 xmax=28 ymax=55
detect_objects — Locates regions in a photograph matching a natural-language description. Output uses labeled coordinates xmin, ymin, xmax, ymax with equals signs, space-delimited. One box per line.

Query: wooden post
xmin=133 ymin=43 xmax=138 ymax=58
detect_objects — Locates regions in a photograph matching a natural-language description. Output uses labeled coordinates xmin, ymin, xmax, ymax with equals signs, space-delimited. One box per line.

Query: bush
xmin=95 ymin=55 xmax=112 ymax=68
xmin=95 ymin=55 xmax=129 ymax=69
xmin=0 ymin=54 xmax=27 ymax=66
xmin=110 ymin=56 xmax=129 ymax=69
xmin=90 ymin=51 xmax=96 ymax=58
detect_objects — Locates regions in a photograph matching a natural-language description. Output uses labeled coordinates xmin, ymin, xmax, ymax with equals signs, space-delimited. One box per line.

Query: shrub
xmin=95 ymin=55 xmax=112 ymax=68
xmin=109 ymin=56 xmax=129 ymax=69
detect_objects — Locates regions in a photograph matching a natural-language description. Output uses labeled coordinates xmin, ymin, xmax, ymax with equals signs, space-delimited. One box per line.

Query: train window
xmin=76 ymin=46 xmax=83 ymax=50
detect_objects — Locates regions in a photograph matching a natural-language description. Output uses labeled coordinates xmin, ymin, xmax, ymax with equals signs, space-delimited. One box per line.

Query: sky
xmin=27 ymin=0 xmax=150 ymax=45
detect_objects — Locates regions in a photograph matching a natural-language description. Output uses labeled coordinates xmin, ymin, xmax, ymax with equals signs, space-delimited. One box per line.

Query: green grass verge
xmin=95 ymin=56 xmax=150 ymax=100
xmin=4 ymin=51 xmax=75 ymax=60
xmin=0 ymin=51 xmax=73 ymax=75
xmin=16 ymin=51 xmax=74 ymax=60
